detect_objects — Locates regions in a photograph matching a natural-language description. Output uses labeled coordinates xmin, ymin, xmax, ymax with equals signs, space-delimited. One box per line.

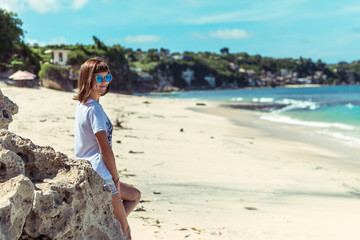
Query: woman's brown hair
xmin=73 ymin=57 xmax=111 ymax=103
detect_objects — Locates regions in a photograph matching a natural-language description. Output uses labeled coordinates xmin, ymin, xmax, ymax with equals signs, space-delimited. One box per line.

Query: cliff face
xmin=150 ymin=61 xmax=246 ymax=91
xmin=0 ymin=91 xmax=125 ymax=240
xmin=153 ymin=62 xmax=214 ymax=90
xmin=108 ymin=60 xmax=134 ymax=93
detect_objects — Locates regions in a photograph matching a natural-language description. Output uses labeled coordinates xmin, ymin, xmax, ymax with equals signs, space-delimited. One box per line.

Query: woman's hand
xmin=115 ymin=178 xmax=121 ymax=194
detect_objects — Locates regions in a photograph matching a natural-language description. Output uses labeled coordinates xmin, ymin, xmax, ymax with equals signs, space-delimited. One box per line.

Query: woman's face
xmin=91 ymin=71 xmax=110 ymax=96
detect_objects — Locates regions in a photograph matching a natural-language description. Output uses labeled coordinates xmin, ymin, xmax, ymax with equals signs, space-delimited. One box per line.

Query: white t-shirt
xmin=74 ymin=98 xmax=113 ymax=180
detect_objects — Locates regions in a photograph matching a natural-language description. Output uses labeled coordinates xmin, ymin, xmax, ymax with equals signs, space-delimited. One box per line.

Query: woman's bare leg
xmin=120 ymin=182 xmax=141 ymax=216
xmin=112 ymin=192 xmax=131 ymax=239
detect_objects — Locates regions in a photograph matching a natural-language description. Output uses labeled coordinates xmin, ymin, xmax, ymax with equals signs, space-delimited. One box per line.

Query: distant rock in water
xmin=0 ymin=91 xmax=125 ymax=240
xmin=223 ymin=102 xmax=289 ymax=112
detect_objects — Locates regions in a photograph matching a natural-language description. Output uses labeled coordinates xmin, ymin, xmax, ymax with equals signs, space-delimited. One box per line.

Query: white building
xmin=45 ymin=49 xmax=71 ymax=66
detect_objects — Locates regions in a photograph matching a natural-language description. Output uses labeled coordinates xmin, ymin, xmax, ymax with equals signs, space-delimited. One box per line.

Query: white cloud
xmin=49 ymin=36 xmax=67 ymax=45
xmin=124 ymin=35 xmax=162 ymax=43
xmin=209 ymin=28 xmax=251 ymax=40
xmin=0 ymin=0 xmax=89 ymax=13
xmin=28 ymin=0 xmax=63 ymax=13
xmin=0 ymin=0 xmax=26 ymax=13
xmin=71 ymin=0 xmax=89 ymax=9
xmin=25 ymin=36 xmax=67 ymax=46
xmin=26 ymin=38 xmax=46 ymax=46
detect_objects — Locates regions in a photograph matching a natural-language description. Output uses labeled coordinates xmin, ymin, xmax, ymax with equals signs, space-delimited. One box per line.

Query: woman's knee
xmin=120 ymin=182 xmax=141 ymax=202
xmin=133 ymin=188 xmax=141 ymax=203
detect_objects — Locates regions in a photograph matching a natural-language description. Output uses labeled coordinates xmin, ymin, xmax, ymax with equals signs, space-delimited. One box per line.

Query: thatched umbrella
xmin=8 ymin=70 xmax=37 ymax=87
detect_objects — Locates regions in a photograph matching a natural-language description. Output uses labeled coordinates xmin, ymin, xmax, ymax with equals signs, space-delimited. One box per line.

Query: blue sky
xmin=1 ymin=0 xmax=360 ymax=64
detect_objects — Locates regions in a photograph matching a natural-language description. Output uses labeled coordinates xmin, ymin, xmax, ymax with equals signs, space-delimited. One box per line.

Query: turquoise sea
xmin=141 ymin=85 xmax=360 ymax=147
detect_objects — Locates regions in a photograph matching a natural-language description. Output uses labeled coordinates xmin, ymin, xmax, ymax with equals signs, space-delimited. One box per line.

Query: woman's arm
xmin=95 ymin=130 xmax=118 ymax=180
xmin=95 ymin=130 xmax=131 ymax=239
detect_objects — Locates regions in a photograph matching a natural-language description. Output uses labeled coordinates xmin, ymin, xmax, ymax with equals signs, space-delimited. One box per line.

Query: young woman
xmin=74 ymin=57 xmax=140 ymax=240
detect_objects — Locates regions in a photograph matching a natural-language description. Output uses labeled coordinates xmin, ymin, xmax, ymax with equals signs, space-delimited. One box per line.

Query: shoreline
xmin=193 ymin=103 xmax=360 ymax=173
xmin=146 ymin=83 xmax=331 ymax=95
xmin=2 ymin=86 xmax=360 ymax=240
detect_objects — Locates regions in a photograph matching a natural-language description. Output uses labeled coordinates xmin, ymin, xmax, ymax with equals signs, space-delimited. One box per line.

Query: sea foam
xmin=260 ymin=114 xmax=354 ymax=130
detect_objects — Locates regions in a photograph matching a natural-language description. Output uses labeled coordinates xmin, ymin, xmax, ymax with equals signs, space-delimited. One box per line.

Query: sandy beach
xmin=2 ymin=86 xmax=360 ymax=240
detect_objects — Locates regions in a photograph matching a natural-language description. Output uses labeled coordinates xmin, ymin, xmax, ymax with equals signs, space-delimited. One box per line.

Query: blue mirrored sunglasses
xmin=95 ymin=74 xmax=112 ymax=83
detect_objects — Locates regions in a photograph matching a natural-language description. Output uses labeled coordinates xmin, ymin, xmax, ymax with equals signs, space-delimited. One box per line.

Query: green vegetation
xmin=0 ymin=9 xmax=23 ymax=63
xmin=0 ymin=9 xmax=40 ymax=72
xmin=38 ymin=63 xmax=68 ymax=79
xmin=131 ymin=61 xmax=160 ymax=72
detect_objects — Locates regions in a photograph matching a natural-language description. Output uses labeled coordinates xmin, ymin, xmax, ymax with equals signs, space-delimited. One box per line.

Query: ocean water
xmin=141 ymin=85 xmax=360 ymax=147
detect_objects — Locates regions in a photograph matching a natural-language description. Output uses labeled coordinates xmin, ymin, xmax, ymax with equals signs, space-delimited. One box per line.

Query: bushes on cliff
xmin=67 ymin=49 xmax=89 ymax=65
xmin=39 ymin=63 xmax=72 ymax=91
xmin=39 ymin=63 xmax=68 ymax=79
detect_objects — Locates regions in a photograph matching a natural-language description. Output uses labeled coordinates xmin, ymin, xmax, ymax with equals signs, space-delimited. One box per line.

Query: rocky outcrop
xmin=0 ymin=175 xmax=34 ymax=240
xmin=0 ymin=130 xmax=125 ymax=240
xmin=0 ymin=92 xmax=125 ymax=239
xmin=152 ymin=62 xmax=234 ymax=90
xmin=0 ymin=89 xmax=18 ymax=130
xmin=108 ymin=60 xmax=134 ymax=93
xmin=223 ymin=102 xmax=290 ymax=112
xmin=40 ymin=63 xmax=73 ymax=92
